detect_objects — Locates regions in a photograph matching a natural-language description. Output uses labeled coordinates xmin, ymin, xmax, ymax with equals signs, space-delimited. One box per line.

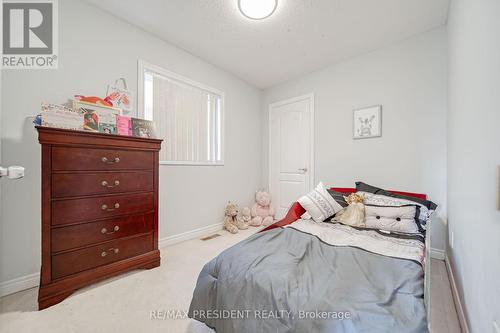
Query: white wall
xmin=0 ymin=0 xmax=262 ymax=289
xmin=262 ymin=28 xmax=448 ymax=250
xmin=447 ymin=0 xmax=500 ymax=332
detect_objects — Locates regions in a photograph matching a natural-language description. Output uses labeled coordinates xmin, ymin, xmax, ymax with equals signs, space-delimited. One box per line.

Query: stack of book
xmin=39 ymin=101 xmax=156 ymax=138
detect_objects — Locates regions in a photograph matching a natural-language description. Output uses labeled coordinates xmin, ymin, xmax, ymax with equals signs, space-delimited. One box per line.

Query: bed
xmin=188 ymin=187 xmax=432 ymax=333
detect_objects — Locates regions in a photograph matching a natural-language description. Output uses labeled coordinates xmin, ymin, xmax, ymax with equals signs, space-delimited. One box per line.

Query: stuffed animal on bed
xmin=240 ymin=207 xmax=252 ymax=225
xmin=332 ymin=193 xmax=366 ymax=227
xmin=224 ymin=202 xmax=248 ymax=234
xmin=250 ymin=190 xmax=275 ymax=227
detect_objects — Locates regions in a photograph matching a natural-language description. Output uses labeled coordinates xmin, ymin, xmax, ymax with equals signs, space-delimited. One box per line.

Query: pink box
xmin=116 ymin=115 xmax=132 ymax=136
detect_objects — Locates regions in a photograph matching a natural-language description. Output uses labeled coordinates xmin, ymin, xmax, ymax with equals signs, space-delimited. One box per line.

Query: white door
xmin=269 ymin=94 xmax=314 ymax=219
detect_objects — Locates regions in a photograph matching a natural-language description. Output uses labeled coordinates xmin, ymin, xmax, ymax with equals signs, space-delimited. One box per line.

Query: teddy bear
xmin=332 ymin=193 xmax=365 ymax=227
xmin=250 ymin=190 xmax=275 ymax=227
xmin=240 ymin=207 xmax=252 ymax=225
xmin=224 ymin=202 xmax=248 ymax=234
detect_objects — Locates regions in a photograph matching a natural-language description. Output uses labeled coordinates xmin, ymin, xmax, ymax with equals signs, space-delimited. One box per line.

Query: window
xmin=139 ymin=61 xmax=224 ymax=165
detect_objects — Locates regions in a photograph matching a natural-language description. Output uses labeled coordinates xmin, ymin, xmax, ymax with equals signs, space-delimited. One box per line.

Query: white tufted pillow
xmin=364 ymin=205 xmax=423 ymax=234
xmin=359 ymin=191 xmax=432 ymax=230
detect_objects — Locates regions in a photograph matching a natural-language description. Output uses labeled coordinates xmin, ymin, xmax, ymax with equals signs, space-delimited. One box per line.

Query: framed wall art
xmin=353 ymin=105 xmax=382 ymax=139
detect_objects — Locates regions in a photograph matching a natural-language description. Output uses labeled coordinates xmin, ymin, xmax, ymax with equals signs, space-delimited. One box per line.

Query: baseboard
xmin=0 ymin=224 xmax=223 ymax=298
xmin=159 ymin=222 xmax=224 ymax=248
xmin=430 ymin=247 xmax=446 ymax=260
xmin=445 ymin=255 xmax=470 ymax=333
xmin=0 ymin=272 xmax=39 ymax=298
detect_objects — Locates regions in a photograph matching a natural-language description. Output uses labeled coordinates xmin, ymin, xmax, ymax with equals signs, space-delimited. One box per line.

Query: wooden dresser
xmin=37 ymin=127 xmax=162 ymax=309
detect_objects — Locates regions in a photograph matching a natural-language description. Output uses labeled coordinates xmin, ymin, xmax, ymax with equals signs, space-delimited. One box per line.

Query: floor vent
xmin=200 ymin=233 xmax=221 ymax=241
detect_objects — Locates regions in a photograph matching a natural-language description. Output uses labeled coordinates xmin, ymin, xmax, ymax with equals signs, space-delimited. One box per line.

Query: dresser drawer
xmin=51 ymin=213 xmax=154 ymax=253
xmin=52 ymin=192 xmax=154 ymax=226
xmin=52 ymin=171 xmax=153 ymax=198
xmin=52 ymin=147 xmax=153 ymax=171
xmin=51 ymin=233 xmax=153 ymax=280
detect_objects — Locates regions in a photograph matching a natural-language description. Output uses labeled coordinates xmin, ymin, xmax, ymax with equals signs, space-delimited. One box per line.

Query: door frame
xmin=268 ymin=93 xmax=315 ymax=200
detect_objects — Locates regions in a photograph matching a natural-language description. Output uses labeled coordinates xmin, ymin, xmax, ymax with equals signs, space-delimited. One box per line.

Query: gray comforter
xmin=188 ymin=225 xmax=428 ymax=333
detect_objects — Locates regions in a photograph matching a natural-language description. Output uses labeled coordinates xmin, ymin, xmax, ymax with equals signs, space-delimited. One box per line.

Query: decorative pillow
xmin=356 ymin=181 xmax=437 ymax=210
xmin=365 ymin=204 xmax=423 ymax=234
xmin=355 ymin=181 xmax=437 ymax=229
xmin=359 ymin=191 xmax=431 ymax=229
xmin=298 ymin=182 xmax=343 ymax=222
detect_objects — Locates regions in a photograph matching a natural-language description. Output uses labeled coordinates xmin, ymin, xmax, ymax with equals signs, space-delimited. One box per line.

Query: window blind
xmin=144 ymin=71 xmax=222 ymax=164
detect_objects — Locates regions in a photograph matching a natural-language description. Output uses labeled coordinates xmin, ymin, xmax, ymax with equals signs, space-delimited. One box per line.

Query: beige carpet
xmin=0 ymin=226 xmax=461 ymax=333
xmin=0 ymin=227 xmax=258 ymax=333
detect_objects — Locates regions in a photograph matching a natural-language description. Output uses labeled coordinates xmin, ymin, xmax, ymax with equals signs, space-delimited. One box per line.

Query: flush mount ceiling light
xmin=238 ymin=0 xmax=277 ymax=20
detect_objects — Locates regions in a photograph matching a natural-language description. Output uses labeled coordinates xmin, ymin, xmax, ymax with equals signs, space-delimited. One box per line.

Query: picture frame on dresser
xmin=36 ymin=126 xmax=162 ymax=309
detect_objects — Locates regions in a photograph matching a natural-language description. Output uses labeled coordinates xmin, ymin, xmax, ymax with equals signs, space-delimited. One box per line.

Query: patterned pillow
xmin=359 ymin=191 xmax=431 ymax=229
xmin=365 ymin=204 xmax=423 ymax=234
xmin=298 ymin=182 xmax=343 ymax=222
xmin=355 ymin=181 xmax=437 ymax=211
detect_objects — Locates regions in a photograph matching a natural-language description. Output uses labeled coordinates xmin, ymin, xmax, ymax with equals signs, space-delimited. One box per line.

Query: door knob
xmin=298 ymin=168 xmax=308 ymax=173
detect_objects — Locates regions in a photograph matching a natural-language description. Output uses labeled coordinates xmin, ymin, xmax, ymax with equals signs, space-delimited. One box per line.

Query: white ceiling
xmin=85 ymin=0 xmax=450 ymax=89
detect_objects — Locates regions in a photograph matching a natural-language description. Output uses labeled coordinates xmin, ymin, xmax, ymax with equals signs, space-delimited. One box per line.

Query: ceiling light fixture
xmin=238 ymin=0 xmax=277 ymax=20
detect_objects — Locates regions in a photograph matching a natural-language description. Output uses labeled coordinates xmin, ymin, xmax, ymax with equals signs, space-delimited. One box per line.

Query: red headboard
xmin=331 ymin=187 xmax=427 ymax=200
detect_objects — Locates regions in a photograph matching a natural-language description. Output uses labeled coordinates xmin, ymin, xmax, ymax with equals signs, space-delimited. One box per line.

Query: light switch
xmin=0 ymin=165 xmax=25 ymax=179
xmin=7 ymin=166 xmax=24 ymax=179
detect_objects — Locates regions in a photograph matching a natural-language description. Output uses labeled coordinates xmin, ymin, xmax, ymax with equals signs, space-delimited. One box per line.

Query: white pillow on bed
xmin=298 ymin=182 xmax=343 ymax=222
xmin=365 ymin=204 xmax=422 ymax=234
xmin=359 ymin=191 xmax=432 ymax=229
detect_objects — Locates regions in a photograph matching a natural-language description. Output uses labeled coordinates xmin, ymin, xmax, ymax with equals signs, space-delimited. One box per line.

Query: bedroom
xmin=0 ymin=0 xmax=498 ymax=332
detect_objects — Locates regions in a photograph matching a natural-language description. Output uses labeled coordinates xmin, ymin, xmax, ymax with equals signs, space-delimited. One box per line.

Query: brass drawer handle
xmin=101 ymin=180 xmax=120 ymax=188
xmin=100 ymin=248 xmax=120 ymax=257
xmin=101 ymin=225 xmax=120 ymax=235
xmin=101 ymin=157 xmax=120 ymax=164
xmin=101 ymin=203 xmax=120 ymax=211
